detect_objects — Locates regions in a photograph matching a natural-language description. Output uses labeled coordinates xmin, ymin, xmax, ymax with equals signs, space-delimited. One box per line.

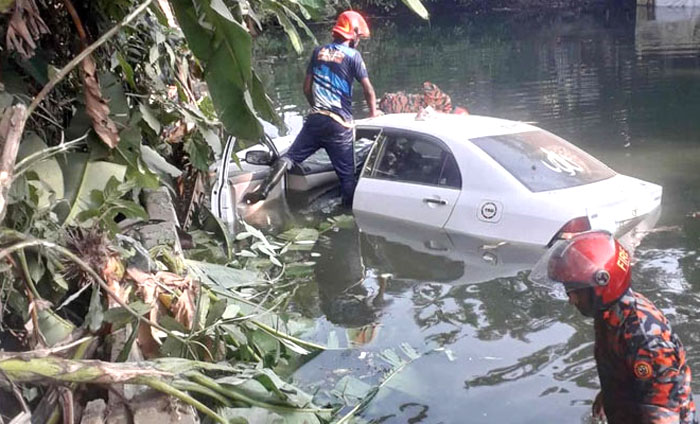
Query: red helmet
xmin=530 ymin=231 xmax=631 ymax=308
xmin=332 ymin=11 xmax=370 ymax=41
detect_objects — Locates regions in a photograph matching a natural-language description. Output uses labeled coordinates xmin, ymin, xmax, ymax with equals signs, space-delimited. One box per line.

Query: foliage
xmin=0 ymin=0 xmax=431 ymax=421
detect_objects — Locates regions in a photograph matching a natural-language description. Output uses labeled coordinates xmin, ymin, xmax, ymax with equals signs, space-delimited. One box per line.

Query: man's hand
xmin=243 ymin=190 xmax=266 ymax=205
xmin=592 ymin=391 xmax=605 ymax=421
xmin=369 ymin=109 xmax=384 ymax=118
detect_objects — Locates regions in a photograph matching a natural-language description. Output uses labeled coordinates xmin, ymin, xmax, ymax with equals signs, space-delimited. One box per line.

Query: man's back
xmin=595 ymin=289 xmax=695 ymax=423
xmin=308 ymin=42 xmax=368 ymax=123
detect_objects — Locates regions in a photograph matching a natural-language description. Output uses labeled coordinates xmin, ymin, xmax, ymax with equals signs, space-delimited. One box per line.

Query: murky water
xmin=259 ymin=6 xmax=700 ymax=423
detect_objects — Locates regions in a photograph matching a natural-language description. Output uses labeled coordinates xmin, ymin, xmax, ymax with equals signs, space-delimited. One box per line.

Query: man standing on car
xmin=531 ymin=231 xmax=696 ymax=424
xmin=244 ymin=10 xmax=380 ymax=207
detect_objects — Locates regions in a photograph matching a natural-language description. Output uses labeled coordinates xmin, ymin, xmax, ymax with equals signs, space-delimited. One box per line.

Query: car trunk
xmin=545 ymin=174 xmax=663 ymax=236
xmin=587 ymin=175 xmax=662 ymax=236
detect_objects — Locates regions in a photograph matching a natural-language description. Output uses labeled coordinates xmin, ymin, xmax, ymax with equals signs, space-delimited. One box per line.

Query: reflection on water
xmin=636 ymin=6 xmax=700 ymax=56
xmin=260 ymin=6 xmax=700 ymax=423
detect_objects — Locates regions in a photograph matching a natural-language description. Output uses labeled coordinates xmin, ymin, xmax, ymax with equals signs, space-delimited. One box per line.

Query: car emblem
xmin=480 ymin=202 xmax=497 ymax=219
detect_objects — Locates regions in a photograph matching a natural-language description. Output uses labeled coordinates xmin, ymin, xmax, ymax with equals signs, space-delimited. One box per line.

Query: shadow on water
xmin=257 ymin=5 xmax=700 ymax=423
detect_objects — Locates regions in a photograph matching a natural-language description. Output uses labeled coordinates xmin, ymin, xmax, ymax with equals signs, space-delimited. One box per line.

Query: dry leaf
xmin=127 ymin=268 xmax=161 ymax=358
xmin=5 ymin=0 xmax=49 ymax=59
xmin=172 ymin=289 xmax=196 ymax=330
xmin=81 ymin=55 xmax=120 ymax=149
xmin=127 ymin=268 xmax=198 ymax=332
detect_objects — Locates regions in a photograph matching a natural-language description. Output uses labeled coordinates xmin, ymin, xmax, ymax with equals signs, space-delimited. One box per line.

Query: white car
xmin=352 ymin=113 xmax=661 ymax=246
xmin=214 ymin=112 xmax=661 ymax=246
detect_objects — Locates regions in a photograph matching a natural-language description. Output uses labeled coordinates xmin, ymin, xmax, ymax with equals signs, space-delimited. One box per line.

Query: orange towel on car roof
xmin=379 ymin=81 xmax=466 ymax=114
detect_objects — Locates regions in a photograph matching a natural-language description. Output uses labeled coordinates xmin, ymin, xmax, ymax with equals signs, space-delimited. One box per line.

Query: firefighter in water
xmin=244 ymin=10 xmax=380 ymax=207
xmin=531 ymin=231 xmax=696 ymax=423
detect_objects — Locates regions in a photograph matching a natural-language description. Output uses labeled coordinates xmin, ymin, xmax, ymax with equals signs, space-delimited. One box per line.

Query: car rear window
xmin=470 ymin=130 xmax=616 ymax=192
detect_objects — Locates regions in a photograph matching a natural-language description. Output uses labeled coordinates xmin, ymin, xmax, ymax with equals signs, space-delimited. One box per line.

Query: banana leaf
xmin=170 ymin=0 xmax=265 ymax=144
xmin=59 ymin=153 xmax=127 ymax=224
xmin=16 ymin=133 xmax=64 ymax=209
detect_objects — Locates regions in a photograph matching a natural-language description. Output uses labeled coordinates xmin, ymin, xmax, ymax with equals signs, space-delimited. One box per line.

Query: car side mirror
xmin=245 ymin=150 xmax=273 ymax=166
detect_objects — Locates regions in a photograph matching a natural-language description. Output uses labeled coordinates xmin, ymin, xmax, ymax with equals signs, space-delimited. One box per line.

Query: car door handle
xmin=423 ymin=198 xmax=448 ymax=206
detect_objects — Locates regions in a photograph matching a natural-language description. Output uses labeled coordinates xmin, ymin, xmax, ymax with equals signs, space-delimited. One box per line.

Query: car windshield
xmin=470 ymin=130 xmax=616 ymax=192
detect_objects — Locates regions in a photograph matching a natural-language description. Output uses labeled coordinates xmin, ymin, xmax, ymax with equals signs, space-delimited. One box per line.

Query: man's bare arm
xmin=303 ymin=74 xmax=314 ymax=107
xmin=360 ymin=77 xmax=380 ymax=117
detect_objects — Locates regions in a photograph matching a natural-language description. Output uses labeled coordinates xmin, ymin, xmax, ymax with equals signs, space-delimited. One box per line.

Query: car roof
xmin=356 ymin=113 xmax=540 ymax=141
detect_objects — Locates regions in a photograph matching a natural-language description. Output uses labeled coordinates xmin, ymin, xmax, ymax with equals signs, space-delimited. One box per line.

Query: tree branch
xmin=25 ymin=0 xmax=154 ymax=118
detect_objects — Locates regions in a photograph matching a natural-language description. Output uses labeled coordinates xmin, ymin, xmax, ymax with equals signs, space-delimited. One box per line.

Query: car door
xmin=354 ymin=129 xmax=462 ymax=228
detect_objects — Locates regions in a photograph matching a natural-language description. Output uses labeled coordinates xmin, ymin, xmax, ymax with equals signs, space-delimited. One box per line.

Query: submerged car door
xmin=354 ymin=130 xmax=462 ymax=228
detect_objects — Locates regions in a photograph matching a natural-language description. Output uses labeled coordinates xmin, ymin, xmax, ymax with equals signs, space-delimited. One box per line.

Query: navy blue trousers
xmin=283 ymin=114 xmax=355 ymax=206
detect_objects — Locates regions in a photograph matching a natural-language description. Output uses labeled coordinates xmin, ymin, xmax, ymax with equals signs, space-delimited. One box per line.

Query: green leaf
xmin=140 ymin=145 xmax=182 ymax=178
xmin=104 ymin=301 xmax=152 ymax=329
xmin=218 ymin=407 xmax=284 ymax=424
xmin=208 ymin=0 xmax=252 ymax=84
xmin=221 ymin=304 xmax=240 ymax=320
xmin=37 ymin=307 xmax=75 ymax=347
xmin=86 ymin=284 xmax=104 ymax=332
xmin=278 ymin=228 xmax=319 ymax=243
xmin=139 ymin=102 xmax=162 ymax=134
xmin=46 ymin=257 xmax=69 ymax=291
xmin=116 ymin=51 xmax=136 ymax=90
xmin=327 ymin=214 xmax=355 ymax=229
xmin=277 ymin=3 xmax=316 ymax=44
xmin=198 ymin=96 xmax=217 ymax=120
xmin=63 ymin=159 xmax=127 ymax=224
xmin=200 ymin=128 xmax=222 ymax=158
xmin=255 ymin=368 xmax=313 ymax=406
xmin=185 ymin=260 xmax=262 ymax=289
xmin=160 ymin=335 xmax=187 ymax=357
xmin=113 ymin=126 xmax=159 ymax=189
xmin=99 ymin=71 xmax=130 ymax=128
xmin=110 ymin=199 xmax=149 ymax=220
xmin=251 ymin=71 xmax=284 ymax=131
xmin=297 ymin=0 xmax=323 ymax=13
xmin=267 ymin=2 xmax=303 ymax=54
xmin=16 ymin=133 xmax=64 ymax=209
xmin=170 ymin=0 xmax=263 ymax=142
xmin=205 ymin=298 xmax=227 ymax=327
xmin=400 ymin=0 xmax=430 ymax=20
xmin=184 ymin=139 xmax=210 ymax=171
xmin=284 ymin=262 xmax=315 ymax=277
xmin=332 ymin=376 xmax=373 ymax=403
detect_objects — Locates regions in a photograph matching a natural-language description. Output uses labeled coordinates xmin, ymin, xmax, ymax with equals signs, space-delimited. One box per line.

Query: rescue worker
xmin=244 ymin=10 xmax=380 ymax=207
xmin=530 ymin=231 xmax=696 ymax=423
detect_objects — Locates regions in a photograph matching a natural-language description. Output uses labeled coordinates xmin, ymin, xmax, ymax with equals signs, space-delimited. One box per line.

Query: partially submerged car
xmin=213 ymin=112 xmax=662 ymax=246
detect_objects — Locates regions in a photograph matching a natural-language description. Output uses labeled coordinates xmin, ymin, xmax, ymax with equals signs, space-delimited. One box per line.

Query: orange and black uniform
xmin=595 ymin=289 xmax=696 ymax=423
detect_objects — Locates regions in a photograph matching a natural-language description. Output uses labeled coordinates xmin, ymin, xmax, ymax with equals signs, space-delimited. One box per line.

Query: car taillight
xmin=549 ymin=216 xmax=591 ymax=245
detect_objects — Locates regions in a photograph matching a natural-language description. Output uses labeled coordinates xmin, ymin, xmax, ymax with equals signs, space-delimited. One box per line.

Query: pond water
xmin=258 ymin=6 xmax=700 ymax=423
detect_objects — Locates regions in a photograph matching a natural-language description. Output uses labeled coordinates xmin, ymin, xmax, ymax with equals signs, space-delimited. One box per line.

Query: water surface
xmin=259 ymin=7 xmax=700 ymax=423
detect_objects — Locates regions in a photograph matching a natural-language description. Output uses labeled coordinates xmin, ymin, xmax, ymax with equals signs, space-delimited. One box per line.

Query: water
xmin=258 ymin=6 xmax=700 ymax=423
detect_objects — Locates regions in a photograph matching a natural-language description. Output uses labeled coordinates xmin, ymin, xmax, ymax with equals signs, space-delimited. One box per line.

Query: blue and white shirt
xmin=307 ymin=42 xmax=368 ymax=124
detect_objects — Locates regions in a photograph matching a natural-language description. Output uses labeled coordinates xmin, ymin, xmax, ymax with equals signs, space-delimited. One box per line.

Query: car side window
xmin=372 ymin=133 xmax=461 ymax=188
